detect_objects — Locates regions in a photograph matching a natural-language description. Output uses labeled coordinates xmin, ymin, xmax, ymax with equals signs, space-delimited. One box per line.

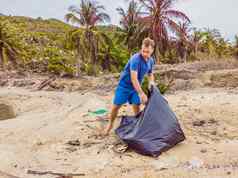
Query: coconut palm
xmin=117 ymin=0 xmax=147 ymax=54
xmin=235 ymin=35 xmax=238 ymax=48
xmin=235 ymin=35 xmax=238 ymax=58
xmin=215 ymin=38 xmax=232 ymax=58
xmin=65 ymin=0 xmax=110 ymax=76
xmin=190 ymin=29 xmax=205 ymax=56
xmin=200 ymin=28 xmax=221 ymax=58
xmin=65 ymin=0 xmax=110 ymax=29
xmin=174 ymin=21 xmax=191 ymax=63
xmin=136 ymin=0 xmax=190 ymax=56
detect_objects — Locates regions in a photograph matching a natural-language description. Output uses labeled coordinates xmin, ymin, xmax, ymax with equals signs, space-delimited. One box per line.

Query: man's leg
xmin=104 ymin=86 xmax=129 ymax=135
xmin=105 ymin=104 xmax=121 ymax=135
xmin=129 ymin=91 xmax=141 ymax=116
xmin=131 ymin=104 xmax=140 ymax=116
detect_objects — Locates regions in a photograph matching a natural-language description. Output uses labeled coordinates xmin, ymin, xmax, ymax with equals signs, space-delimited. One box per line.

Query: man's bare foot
xmin=101 ymin=123 xmax=113 ymax=136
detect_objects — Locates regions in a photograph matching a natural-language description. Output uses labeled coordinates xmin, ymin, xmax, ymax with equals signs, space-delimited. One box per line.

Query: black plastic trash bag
xmin=115 ymin=86 xmax=185 ymax=157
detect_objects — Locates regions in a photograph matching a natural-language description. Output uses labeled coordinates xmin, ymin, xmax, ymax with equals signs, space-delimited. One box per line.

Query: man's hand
xmin=139 ymin=92 xmax=148 ymax=104
xmin=148 ymin=81 xmax=156 ymax=89
xmin=148 ymin=73 xmax=155 ymax=90
xmin=131 ymin=70 xmax=147 ymax=103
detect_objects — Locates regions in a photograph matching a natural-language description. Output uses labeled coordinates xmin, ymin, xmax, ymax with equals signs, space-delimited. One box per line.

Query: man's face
xmin=141 ymin=45 xmax=154 ymax=60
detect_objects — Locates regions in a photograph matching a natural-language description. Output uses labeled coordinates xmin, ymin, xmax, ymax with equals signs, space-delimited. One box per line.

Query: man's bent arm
xmin=131 ymin=71 xmax=144 ymax=94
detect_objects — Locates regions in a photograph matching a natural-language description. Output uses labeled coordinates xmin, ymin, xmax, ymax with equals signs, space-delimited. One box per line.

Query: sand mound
xmin=0 ymin=101 xmax=16 ymax=120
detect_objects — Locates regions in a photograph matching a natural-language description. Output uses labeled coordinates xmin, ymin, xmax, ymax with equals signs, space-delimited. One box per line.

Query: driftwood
xmin=37 ymin=76 xmax=56 ymax=90
xmin=27 ymin=170 xmax=85 ymax=177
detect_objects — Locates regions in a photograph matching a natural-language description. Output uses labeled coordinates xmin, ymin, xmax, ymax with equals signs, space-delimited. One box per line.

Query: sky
xmin=1 ymin=0 xmax=237 ymax=41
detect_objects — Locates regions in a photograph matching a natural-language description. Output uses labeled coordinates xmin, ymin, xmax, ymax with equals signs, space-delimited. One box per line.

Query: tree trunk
xmin=76 ymin=55 xmax=81 ymax=78
xmin=75 ymin=40 xmax=81 ymax=78
xmin=194 ymin=43 xmax=198 ymax=56
xmin=183 ymin=46 xmax=187 ymax=64
xmin=7 ymin=50 xmax=18 ymax=69
xmin=184 ymin=51 xmax=187 ymax=64
xmin=103 ymin=48 xmax=110 ymax=71
xmin=154 ymin=44 xmax=161 ymax=63
xmin=128 ymin=42 xmax=132 ymax=56
xmin=128 ymin=47 xmax=132 ymax=56
xmin=0 ymin=45 xmax=4 ymax=70
xmin=85 ymin=30 xmax=97 ymax=76
xmin=93 ymin=38 xmax=98 ymax=76
xmin=90 ymin=33 xmax=98 ymax=76
xmin=0 ymin=48 xmax=3 ymax=67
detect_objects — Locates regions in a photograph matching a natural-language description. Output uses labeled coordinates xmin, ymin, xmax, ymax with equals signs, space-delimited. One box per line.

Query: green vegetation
xmin=0 ymin=16 xmax=75 ymax=74
xmin=142 ymin=73 xmax=170 ymax=95
xmin=0 ymin=0 xmax=237 ymax=77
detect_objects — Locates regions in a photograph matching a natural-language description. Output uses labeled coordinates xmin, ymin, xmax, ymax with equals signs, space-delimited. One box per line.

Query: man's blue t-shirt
xmin=118 ymin=52 xmax=155 ymax=90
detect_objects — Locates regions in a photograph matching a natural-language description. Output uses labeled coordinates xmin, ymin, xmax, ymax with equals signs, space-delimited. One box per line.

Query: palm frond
xmin=68 ymin=5 xmax=81 ymax=14
xmin=116 ymin=7 xmax=126 ymax=17
xmin=66 ymin=0 xmax=110 ymax=27
xmin=137 ymin=0 xmax=154 ymax=11
xmin=97 ymin=13 xmax=111 ymax=23
xmin=165 ymin=10 xmax=190 ymax=22
xmin=65 ymin=13 xmax=82 ymax=25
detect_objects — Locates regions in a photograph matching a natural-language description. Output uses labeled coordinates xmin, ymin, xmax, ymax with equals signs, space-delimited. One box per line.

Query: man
xmin=104 ymin=37 xmax=156 ymax=135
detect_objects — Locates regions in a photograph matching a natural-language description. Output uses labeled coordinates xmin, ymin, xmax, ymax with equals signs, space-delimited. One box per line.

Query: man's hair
xmin=142 ymin=37 xmax=155 ymax=48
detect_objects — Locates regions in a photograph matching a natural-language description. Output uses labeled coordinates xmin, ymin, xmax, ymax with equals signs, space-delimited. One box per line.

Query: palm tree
xmin=65 ymin=0 xmax=110 ymax=76
xmin=136 ymin=0 xmax=190 ymax=56
xmin=117 ymin=0 xmax=147 ymax=54
xmin=0 ymin=21 xmax=21 ymax=70
xmin=235 ymin=35 xmax=238 ymax=58
xmin=175 ymin=21 xmax=191 ymax=63
xmin=235 ymin=35 xmax=238 ymax=48
xmin=98 ymin=33 xmax=123 ymax=71
xmin=190 ymin=29 xmax=205 ymax=56
xmin=65 ymin=0 xmax=110 ymax=29
xmin=65 ymin=28 xmax=86 ymax=76
xmin=215 ymin=38 xmax=232 ymax=58
xmin=201 ymin=28 xmax=221 ymax=58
